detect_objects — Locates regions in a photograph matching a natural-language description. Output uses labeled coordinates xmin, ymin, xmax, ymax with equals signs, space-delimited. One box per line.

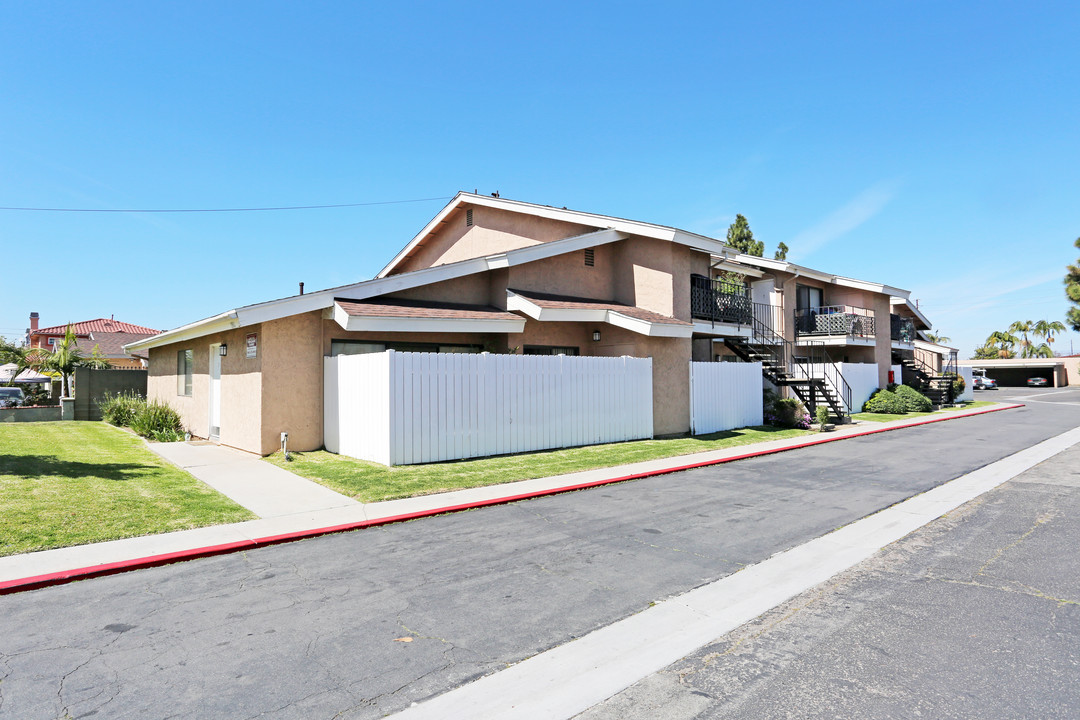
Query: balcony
xmin=795 ymin=305 xmax=876 ymax=338
xmin=891 ymin=314 xmax=916 ymax=343
xmin=690 ymin=275 xmax=752 ymax=325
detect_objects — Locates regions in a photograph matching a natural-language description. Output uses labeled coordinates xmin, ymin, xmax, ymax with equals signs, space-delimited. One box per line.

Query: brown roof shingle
xmin=34 ymin=318 xmax=161 ymax=336
xmin=508 ymin=289 xmax=691 ymax=326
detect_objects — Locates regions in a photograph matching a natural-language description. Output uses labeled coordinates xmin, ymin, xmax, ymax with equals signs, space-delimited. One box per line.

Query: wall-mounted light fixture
xmin=219 ymin=344 xmax=228 ymax=357
xmin=592 ymin=330 xmax=601 ymax=342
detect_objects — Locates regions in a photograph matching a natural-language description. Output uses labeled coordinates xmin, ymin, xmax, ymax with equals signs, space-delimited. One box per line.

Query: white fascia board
xmin=710 ymin=260 xmax=766 ymax=278
xmin=957 ymin=358 xmax=1064 ymax=368
xmin=891 ymin=340 xmax=916 ymax=350
xmin=224 ymin=227 xmax=629 ymax=330
xmin=694 ymin=321 xmax=753 ymax=338
xmin=506 ymin=291 xmax=617 ymax=323
xmin=341 ymin=315 xmax=526 ymax=334
xmin=914 ymin=339 xmax=958 ymax=353
xmin=734 ymin=253 xmax=909 ymax=297
xmin=123 ymin=312 xmax=240 ymax=352
xmin=378 ymin=193 xmax=732 ymax=277
xmin=834 ymin=276 xmax=909 ymax=298
xmin=796 ymin=336 xmax=875 ymax=348
xmin=605 ymin=312 xmax=694 ymax=338
xmin=894 ymin=298 xmax=932 ymax=329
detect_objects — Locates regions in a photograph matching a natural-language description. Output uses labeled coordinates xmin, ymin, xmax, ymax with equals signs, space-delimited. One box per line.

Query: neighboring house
xmin=27 ymin=314 xmax=160 ymax=369
xmin=127 ymin=192 xmax=938 ymax=457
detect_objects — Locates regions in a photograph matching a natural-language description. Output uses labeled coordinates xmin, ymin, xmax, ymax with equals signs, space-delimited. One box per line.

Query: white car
xmin=973 ymin=376 xmax=997 ymax=390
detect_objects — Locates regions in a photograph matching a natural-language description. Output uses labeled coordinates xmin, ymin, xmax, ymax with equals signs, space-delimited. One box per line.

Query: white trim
xmin=377 ymin=192 xmax=734 ymax=278
xmin=958 ymin=358 xmax=1066 ymax=369
xmin=891 ymin=340 xmax=916 ymax=350
xmin=507 ymin=291 xmax=692 ymax=338
xmin=332 ymin=304 xmax=526 ymax=334
xmin=732 ymin=254 xmax=910 ymax=298
xmin=892 ymin=297 xmax=932 ymax=330
xmin=123 ymin=312 xmax=239 ymax=353
xmin=126 ymin=228 xmax=626 ymax=352
xmin=694 ymin=322 xmax=754 ymax=339
xmin=914 ymin=339 xmax=958 ymax=354
xmin=796 ymin=335 xmax=876 ymax=348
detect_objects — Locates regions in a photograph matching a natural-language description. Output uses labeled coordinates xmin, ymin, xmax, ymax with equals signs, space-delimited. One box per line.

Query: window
xmin=177 ymin=349 xmax=193 ymax=396
xmin=330 ymin=340 xmax=482 ymax=356
xmin=523 ymin=345 xmax=579 ymax=356
xmin=47 ymin=338 xmax=56 ymax=346
xmin=795 ymin=285 xmax=823 ymax=311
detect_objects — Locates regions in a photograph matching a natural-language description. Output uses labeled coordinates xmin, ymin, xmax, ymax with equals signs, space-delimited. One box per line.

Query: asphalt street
xmin=1 ymin=388 xmax=1077 ymax=719
xmin=579 ymin=400 xmax=1080 ymax=719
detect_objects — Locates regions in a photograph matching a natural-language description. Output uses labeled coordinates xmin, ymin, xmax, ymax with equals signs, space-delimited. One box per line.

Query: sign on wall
xmin=246 ymin=333 xmax=257 ymax=359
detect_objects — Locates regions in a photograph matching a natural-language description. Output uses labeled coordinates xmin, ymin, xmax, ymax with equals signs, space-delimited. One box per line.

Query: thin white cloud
xmin=789 ymin=180 xmax=901 ymax=258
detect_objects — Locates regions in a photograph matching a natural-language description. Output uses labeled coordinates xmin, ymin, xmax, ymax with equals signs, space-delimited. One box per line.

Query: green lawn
xmin=265 ymin=425 xmax=813 ymax=503
xmin=851 ymin=400 xmax=998 ymax=423
xmin=0 ymin=422 xmax=255 ymax=557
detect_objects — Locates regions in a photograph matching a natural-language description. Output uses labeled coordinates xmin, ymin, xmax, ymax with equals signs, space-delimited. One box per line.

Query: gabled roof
xmin=126 ymin=227 xmax=632 ymax=352
xmin=891 ymin=297 xmax=932 ymax=330
xmin=76 ymin=331 xmax=157 ymax=359
xmin=726 ymin=254 xmax=911 ymax=299
xmin=335 ymin=298 xmax=520 ymax=321
xmin=33 ymin=318 xmax=160 ymax=336
xmin=377 ymin=192 xmax=731 ymax=278
xmin=507 ymin=290 xmax=693 ymax=338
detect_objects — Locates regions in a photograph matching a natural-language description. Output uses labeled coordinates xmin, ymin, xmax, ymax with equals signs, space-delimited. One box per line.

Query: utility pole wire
xmin=0 ymin=196 xmax=453 ymax=213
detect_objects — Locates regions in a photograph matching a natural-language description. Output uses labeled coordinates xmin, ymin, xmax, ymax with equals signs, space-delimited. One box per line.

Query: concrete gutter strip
xmin=390 ymin=421 xmax=1080 ymax=720
xmin=0 ymin=403 xmax=1022 ymax=595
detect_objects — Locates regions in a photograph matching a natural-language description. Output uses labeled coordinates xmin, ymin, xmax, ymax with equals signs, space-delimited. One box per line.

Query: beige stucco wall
xmin=147 ymin=325 xmax=264 ymax=454
xmin=1063 ymin=356 xmax=1080 ymax=386
xmin=508 ymin=243 xmax=618 ymax=300
xmin=394 ymin=204 xmax=594 ymax=274
xmin=259 ymin=311 xmax=324 ymax=455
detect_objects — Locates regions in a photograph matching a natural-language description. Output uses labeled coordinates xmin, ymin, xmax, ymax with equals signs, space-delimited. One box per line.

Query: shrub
xmin=98 ymin=391 xmax=144 ymax=427
xmin=764 ymin=390 xmax=812 ymax=429
xmin=862 ymin=388 xmax=906 ymax=414
xmin=124 ymin=397 xmax=185 ymax=442
xmin=893 ymin=384 xmax=933 ymax=413
xmin=952 ymin=375 xmax=966 ymax=400
xmin=815 ymin=405 xmax=830 ymax=429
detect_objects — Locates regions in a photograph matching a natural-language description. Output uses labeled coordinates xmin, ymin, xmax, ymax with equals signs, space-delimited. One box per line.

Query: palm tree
xmin=1033 ymin=319 xmax=1067 ymax=350
xmin=0 ymin=338 xmax=47 ymax=385
xmin=925 ymin=331 xmax=951 ymax=344
xmin=1032 ymin=342 xmax=1055 ymax=358
xmin=84 ymin=344 xmax=112 ymax=370
xmin=1007 ymin=320 xmax=1035 ymax=358
xmin=985 ymin=330 xmax=1018 ymax=359
xmin=39 ymin=324 xmax=85 ymax=397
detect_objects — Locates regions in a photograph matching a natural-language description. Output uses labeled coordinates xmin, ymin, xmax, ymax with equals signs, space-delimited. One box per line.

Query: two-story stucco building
xmin=127 ymin=193 xmax=941 ymax=458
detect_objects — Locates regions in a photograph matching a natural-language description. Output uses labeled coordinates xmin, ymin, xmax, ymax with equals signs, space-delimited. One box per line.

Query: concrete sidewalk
xmin=0 ymin=403 xmax=1020 ymax=593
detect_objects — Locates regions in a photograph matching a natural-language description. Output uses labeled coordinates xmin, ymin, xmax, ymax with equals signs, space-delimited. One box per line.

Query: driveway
xmin=0 ymin=396 xmax=1077 ymax=719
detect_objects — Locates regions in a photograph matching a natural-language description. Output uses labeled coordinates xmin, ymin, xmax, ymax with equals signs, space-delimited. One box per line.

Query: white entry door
xmin=209 ymin=345 xmax=221 ymax=440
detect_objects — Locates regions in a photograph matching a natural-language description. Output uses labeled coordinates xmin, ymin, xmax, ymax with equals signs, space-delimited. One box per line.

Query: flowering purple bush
xmin=764 ymin=391 xmax=811 ymax=429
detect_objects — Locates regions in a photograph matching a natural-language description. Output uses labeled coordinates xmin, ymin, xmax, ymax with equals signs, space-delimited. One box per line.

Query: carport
xmin=961 ymin=359 xmax=1068 ymax=388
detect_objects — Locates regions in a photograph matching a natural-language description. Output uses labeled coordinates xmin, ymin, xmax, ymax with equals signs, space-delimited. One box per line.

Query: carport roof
xmin=959 ymin=359 xmax=1065 ymax=368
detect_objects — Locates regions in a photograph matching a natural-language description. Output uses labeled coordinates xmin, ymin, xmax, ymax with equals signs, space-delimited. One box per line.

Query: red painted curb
xmin=0 ymin=403 xmax=1024 ymax=596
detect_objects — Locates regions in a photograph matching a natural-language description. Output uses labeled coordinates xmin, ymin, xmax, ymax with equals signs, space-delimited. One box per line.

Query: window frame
xmin=177 ymin=349 xmax=193 ymax=396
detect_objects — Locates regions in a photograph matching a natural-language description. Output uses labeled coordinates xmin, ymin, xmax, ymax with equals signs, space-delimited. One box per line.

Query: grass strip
xmin=0 ymin=422 xmax=254 ymax=557
xmin=851 ymin=400 xmax=997 ymax=423
xmin=265 ymin=425 xmax=813 ymax=503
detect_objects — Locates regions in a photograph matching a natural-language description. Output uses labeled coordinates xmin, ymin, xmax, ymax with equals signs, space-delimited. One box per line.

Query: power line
xmin=0 ymin=196 xmax=453 ymax=213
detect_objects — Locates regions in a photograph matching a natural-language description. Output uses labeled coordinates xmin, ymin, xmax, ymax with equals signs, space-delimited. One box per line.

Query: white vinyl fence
xmin=958 ymin=366 xmax=974 ymax=402
xmin=325 ymin=351 xmax=653 ymax=466
xmin=841 ymin=363 xmax=882 ymax=413
xmin=689 ymin=361 xmax=764 ymax=434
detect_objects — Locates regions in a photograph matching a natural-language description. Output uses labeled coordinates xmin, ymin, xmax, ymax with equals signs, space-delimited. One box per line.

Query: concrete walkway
xmin=149 ymin=441 xmax=361 ymax=518
xmin=0 ymin=403 xmax=1021 ymax=592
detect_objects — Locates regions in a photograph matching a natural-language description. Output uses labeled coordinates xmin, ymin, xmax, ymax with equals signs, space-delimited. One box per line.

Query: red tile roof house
xmin=126 ymin=193 xmax=936 ymax=460
xmin=27 ymin=314 xmax=160 ymax=369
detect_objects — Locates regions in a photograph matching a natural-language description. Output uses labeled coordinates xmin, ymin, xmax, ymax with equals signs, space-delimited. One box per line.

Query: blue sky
xmin=2 ymin=1 xmax=1079 ymax=357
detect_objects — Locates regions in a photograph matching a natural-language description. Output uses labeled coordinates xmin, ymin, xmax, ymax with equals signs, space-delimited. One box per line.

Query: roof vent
xmin=584 ymin=248 xmax=595 ymax=267
xmin=466 ymin=208 xmax=473 ymax=227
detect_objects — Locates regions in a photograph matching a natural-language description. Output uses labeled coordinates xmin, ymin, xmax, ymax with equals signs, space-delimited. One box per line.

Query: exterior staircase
xmin=899 ymin=357 xmax=953 ymax=405
xmin=724 ymin=303 xmax=852 ymax=421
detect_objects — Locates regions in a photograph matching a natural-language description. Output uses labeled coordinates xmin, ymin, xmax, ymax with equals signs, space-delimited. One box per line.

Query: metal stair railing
xmin=800 ymin=340 xmax=853 ymax=416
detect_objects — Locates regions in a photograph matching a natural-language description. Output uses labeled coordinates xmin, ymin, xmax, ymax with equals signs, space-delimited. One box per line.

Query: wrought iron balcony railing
xmin=891 ymin=314 xmax=916 ymax=343
xmin=690 ymin=275 xmax=753 ymax=325
xmin=795 ymin=305 xmax=876 ymax=338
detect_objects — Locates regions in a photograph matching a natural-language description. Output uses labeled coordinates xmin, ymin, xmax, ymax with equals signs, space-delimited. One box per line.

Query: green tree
xmin=726 ymin=214 xmax=764 ymax=256
xmin=984 ymin=330 xmax=1018 ymax=359
xmin=1007 ymin=320 xmax=1036 ymax=358
xmin=774 ymin=242 xmax=789 ymax=261
xmin=972 ymin=344 xmax=1002 ymax=360
xmin=38 ymin=324 xmax=85 ymax=397
xmin=1066 ymin=237 xmax=1080 ymax=332
xmin=924 ymin=331 xmax=951 ymax=344
xmin=84 ymin=344 xmax=112 ymax=370
xmin=1033 ymin=319 xmax=1067 ymax=353
xmin=0 ymin=338 xmax=47 ymax=385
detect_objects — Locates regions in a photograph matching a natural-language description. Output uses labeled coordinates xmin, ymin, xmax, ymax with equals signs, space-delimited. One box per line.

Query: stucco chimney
xmin=29 ymin=312 xmax=39 ymax=331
